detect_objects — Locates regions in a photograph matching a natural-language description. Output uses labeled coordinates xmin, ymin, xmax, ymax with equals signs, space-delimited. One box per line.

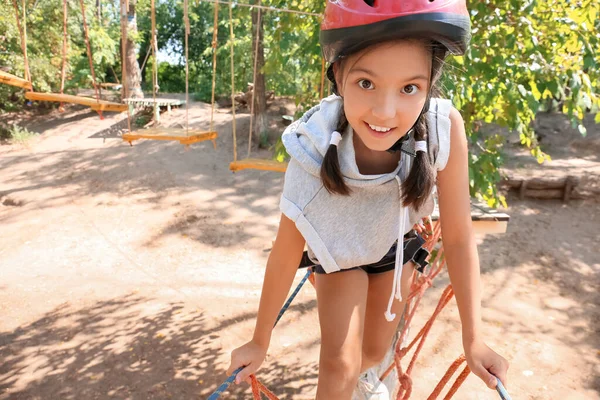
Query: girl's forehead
xmin=346 ymin=41 xmax=431 ymax=75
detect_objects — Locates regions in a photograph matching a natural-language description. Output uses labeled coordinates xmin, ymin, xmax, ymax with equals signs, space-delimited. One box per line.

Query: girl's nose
xmin=371 ymin=92 xmax=397 ymax=121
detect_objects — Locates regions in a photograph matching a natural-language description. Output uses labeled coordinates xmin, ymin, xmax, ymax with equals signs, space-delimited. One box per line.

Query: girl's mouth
xmin=364 ymin=121 xmax=396 ymax=138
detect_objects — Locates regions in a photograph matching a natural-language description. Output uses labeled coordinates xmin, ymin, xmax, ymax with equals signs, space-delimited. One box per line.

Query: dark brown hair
xmin=320 ymin=40 xmax=448 ymax=210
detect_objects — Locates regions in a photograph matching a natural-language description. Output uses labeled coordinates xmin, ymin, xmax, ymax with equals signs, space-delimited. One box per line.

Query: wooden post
xmin=519 ymin=180 xmax=527 ymax=200
xmin=563 ymin=175 xmax=575 ymax=203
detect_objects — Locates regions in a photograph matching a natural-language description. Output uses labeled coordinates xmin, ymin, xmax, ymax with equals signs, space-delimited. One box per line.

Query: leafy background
xmin=0 ymin=0 xmax=598 ymax=206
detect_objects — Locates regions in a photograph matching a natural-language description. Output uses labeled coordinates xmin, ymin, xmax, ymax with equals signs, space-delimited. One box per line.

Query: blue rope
xmin=275 ymin=268 xmax=312 ymax=326
xmin=496 ymin=377 xmax=512 ymax=400
xmin=208 ymin=269 xmax=313 ymax=399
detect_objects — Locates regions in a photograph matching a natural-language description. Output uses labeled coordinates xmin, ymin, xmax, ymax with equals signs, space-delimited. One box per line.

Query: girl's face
xmin=334 ymin=41 xmax=432 ymax=152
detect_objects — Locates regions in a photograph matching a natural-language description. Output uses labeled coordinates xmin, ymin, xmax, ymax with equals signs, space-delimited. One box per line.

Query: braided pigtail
xmin=320 ymin=109 xmax=351 ymax=195
xmin=401 ymin=114 xmax=435 ymax=210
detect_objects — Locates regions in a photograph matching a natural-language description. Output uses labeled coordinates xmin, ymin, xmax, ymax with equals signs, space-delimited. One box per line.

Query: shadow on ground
xmin=0 ymin=294 xmax=318 ymax=400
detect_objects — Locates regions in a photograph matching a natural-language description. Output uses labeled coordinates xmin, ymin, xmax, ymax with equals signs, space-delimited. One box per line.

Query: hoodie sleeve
xmin=279 ymin=158 xmax=324 ymax=224
xmin=279 ymin=158 xmax=342 ymax=272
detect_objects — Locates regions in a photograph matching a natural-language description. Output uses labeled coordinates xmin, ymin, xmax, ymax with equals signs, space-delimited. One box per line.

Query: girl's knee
xmin=319 ymin=350 xmax=362 ymax=386
xmin=362 ymin=340 xmax=391 ymax=367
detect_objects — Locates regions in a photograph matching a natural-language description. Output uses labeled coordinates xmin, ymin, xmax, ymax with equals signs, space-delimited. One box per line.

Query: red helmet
xmin=320 ymin=0 xmax=471 ymax=63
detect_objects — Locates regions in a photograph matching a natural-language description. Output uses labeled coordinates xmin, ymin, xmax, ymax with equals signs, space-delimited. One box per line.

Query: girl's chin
xmin=360 ymin=138 xmax=398 ymax=152
xmin=356 ymin=131 xmax=403 ymax=152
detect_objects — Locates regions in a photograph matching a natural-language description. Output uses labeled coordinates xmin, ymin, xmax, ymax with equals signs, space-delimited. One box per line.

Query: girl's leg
xmin=361 ymin=262 xmax=414 ymax=372
xmin=315 ymin=268 xmax=369 ymax=400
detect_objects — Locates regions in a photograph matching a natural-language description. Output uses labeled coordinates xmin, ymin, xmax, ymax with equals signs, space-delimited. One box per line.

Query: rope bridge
xmin=208 ymin=218 xmax=513 ymax=399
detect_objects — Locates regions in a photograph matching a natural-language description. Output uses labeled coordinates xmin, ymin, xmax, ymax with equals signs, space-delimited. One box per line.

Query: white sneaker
xmin=352 ymin=369 xmax=390 ymax=400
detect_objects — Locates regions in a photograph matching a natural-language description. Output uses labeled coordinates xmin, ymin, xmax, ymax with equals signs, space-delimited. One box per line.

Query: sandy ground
xmin=0 ymin=99 xmax=598 ymax=400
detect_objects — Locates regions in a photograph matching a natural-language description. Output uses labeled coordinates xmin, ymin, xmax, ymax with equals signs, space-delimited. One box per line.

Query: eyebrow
xmin=348 ymin=67 xmax=429 ymax=82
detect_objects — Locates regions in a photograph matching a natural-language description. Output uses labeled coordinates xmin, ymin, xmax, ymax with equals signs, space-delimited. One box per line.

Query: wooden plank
xmin=122 ymin=128 xmax=217 ymax=145
xmin=229 ymin=158 xmax=289 ymax=173
xmin=90 ymin=103 xmax=128 ymax=112
xmin=0 ymin=70 xmax=32 ymax=90
xmin=25 ymin=91 xmax=126 ymax=112
xmin=123 ymin=98 xmax=184 ymax=106
xmin=431 ymin=201 xmax=510 ymax=235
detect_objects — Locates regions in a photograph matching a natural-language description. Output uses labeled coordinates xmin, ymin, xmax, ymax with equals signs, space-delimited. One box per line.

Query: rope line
xmin=207 ymin=269 xmax=312 ymax=399
xmin=184 ymin=0 xmax=191 ymax=135
xmin=121 ymin=0 xmax=132 ymax=134
xmin=229 ymin=2 xmax=238 ymax=163
xmin=209 ymin=0 xmax=219 ymax=133
xmin=247 ymin=0 xmax=262 ymax=157
xmin=12 ymin=0 xmax=32 ymax=87
xmin=60 ymin=0 xmax=68 ymax=98
xmin=197 ymin=0 xmax=321 ymax=17
xmin=79 ymin=0 xmax=101 ymax=103
xmin=151 ymin=0 xmax=158 ymax=112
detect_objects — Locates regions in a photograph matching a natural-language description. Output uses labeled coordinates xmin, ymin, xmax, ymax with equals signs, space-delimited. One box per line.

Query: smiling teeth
xmin=368 ymin=124 xmax=392 ymax=133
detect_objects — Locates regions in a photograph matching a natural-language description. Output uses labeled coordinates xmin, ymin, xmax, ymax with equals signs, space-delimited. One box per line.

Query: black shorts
xmin=298 ymin=230 xmax=430 ymax=275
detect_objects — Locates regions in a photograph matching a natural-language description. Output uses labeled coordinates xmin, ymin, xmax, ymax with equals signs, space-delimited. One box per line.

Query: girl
xmin=227 ymin=0 xmax=509 ymax=398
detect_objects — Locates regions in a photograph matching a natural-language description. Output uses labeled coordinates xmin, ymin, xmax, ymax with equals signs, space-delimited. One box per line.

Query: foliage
xmin=445 ymin=0 xmax=599 ymax=207
xmin=5 ymin=124 xmax=37 ymax=145
xmin=0 ymin=0 xmax=597 ymax=206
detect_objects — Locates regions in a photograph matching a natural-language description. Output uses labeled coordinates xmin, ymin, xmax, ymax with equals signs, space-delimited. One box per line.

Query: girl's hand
xmin=464 ymin=339 xmax=509 ymax=390
xmin=226 ymin=341 xmax=268 ymax=385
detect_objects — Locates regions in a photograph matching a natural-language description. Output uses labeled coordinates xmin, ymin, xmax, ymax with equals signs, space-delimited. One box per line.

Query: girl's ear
xmin=332 ymin=62 xmax=344 ymax=97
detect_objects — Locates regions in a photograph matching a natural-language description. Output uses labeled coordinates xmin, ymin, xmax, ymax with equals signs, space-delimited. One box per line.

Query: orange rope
xmin=250 ymin=375 xmax=278 ymax=400
xmin=427 ymin=356 xmax=471 ymax=400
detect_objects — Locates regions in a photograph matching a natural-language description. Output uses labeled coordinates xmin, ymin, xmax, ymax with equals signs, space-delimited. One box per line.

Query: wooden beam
xmin=90 ymin=103 xmax=128 ymax=112
xmin=25 ymin=91 xmax=126 ymax=112
xmin=229 ymin=158 xmax=289 ymax=173
xmin=0 ymin=70 xmax=32 ymax=90
xmin=122 ymin=128 xmax=218 ymax=145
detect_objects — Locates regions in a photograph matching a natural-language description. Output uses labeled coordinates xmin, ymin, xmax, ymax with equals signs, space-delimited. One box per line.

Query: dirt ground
xmin=0 ymin=98 xmax=598 ymax=400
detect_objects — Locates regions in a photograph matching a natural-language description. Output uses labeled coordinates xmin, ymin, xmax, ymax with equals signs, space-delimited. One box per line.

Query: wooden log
xmin=502 ymin=176 xmax=579 ymax=190
xmin=524 ymin=189 xmax=565 ymax=199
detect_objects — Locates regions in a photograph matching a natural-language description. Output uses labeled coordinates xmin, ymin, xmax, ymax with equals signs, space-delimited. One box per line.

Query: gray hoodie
xmin=280 ymin=94 xmax=452 ymax=321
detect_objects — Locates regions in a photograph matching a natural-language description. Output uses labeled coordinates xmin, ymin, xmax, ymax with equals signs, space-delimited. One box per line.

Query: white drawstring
xmin=385 ymin=175 xmax=408 ymax=322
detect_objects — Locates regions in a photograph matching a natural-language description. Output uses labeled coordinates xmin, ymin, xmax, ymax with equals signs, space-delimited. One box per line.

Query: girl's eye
xmin=402 ymin=84 xmax=419 ymax=95
xmin=358 ymin=79 xmax=374 ymax=90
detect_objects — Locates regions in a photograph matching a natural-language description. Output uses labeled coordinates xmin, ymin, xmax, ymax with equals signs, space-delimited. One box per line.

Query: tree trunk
xmin=96 ymin=0 xmax=101 ymax=21
xmin=251 ymin=1 xmax=267 ymax=145
xmin=120 ymin=0 xmax=143 ymax=99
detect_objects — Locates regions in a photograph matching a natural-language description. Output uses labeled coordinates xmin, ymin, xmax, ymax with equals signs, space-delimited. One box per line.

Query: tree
xmin=120 ymin=0 xmax=143 ymax=98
